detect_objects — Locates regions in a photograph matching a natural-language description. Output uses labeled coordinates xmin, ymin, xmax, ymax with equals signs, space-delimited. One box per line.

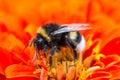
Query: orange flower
xmin=0 ymin=0 xmax=120 ymax=80
xmin=0 ymin=26 xmax=39 ymax=80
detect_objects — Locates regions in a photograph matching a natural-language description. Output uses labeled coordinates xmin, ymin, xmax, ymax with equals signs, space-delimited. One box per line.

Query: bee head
xmin=32 ymin=34 xmax=45 ymax=50
xmin=37 ymin=27 xmax=51 ymax=42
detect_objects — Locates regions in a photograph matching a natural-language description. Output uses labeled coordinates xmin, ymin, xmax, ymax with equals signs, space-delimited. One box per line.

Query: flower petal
xmin=0 ymin=47 xmax=13 ymax=74
xmin=100 ymin=55 xmax=120 ymax=66
xmin=84 ymin=38 xmax=101 ymax=60
xmin=105 ymin=65 xmax=120 ymax=79
xmin=87 ymin=71 xmax=112 ymax=80
xmin=56 ymin=64 xmax=65 ymax=80
xmin=40 ymin=67 xmax=48 ymax=80
xmin=1 ymin=34 xmax=32 ymax=64
xmin=101 ymin=37 xmax=120 ymax=55
xmin=67 ymin=66 xmax=76 ymax=80
xmin=0 ymin=74 xmax=6 ymax=80
xmin=93 ymin=61 xmax=105 ymax=68
xmin=5 ymin=64 xmax=38 ymax=79
xmin=6 ymin=77 xmax=38 ymax=80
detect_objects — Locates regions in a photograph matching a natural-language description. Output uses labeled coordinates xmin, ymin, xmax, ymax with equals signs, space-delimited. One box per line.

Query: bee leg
xmin=65 ymin=36 xmax=78 ymax=64
xmin=34 ymin=44 xmax=39 ymax=59
xmin=31 ymin=43 xmax=39 ymax=63
xmin=43 ymin=45 xmax=48 ymax=57
xmin=73 ymin=50 xmax=77 ymax=61
xmin=49 ymin=46 xmax=57 ymax=66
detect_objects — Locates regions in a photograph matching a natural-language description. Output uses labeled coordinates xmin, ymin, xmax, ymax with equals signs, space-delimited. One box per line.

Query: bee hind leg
xmin=65 ymin=36 xmax=78 ymax=64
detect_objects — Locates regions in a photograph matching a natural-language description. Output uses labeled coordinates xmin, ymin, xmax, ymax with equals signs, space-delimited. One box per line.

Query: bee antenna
xmin=23 ymin=42 xmax=29 ymax=51
xmin=23 ymin=38 xmax=35 ymax=51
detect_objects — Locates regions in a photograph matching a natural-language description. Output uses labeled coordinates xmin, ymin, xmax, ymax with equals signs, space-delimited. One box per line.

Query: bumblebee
xmin=30 ymin=23 xmax=90 ymax=65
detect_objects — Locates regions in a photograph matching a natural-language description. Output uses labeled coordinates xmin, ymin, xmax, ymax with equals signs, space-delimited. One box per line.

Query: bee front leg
xmin=43 ymin=45 xmax=48 ymax=57
xmin=31 ymin=43 xmax=39 ymax=63
xmin=49 ymin=46 xmax=57 ymax=66
xmin=34 ymin=43 xmax=39 ymax=59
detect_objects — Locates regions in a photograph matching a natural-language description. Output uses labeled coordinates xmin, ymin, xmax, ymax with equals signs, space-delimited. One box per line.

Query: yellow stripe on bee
xmin=37 ymin=27 xmax=51 ymax=42
xmin=69 ymin=32 xmax=77 ymax=40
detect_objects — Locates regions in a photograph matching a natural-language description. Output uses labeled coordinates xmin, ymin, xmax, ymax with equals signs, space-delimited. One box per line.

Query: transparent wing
xmin=51 ymin=23 xmax=91 ymax=35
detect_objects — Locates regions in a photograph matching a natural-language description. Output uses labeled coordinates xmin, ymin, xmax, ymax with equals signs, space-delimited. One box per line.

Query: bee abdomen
xmin=69 ymin=32 xmax=86 ymax=52
xmin=76 ymin=35 xmax=86 ymax=52
xmin=69 ymin=32 xmax=81 ymax=43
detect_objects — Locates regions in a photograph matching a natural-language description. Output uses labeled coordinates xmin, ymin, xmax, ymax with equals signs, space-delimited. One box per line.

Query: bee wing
xmin=52 ymin=24 xmax=91 ymax=35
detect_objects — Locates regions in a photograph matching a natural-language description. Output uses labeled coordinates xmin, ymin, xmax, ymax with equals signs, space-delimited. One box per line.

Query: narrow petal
xmin=40 ymin=68 xmax=48 ymax=80
xmin=93 ymin=61 xmax=105 ymax=68
xmin=87 ymin=71 xmax=112 ymax=80
xmin=56 ymin=64 xmax=65 ymax=80
xmin=84 ymin=38 xmax=101 ymax=60
xmin=105 ymin=65 xmax=120 ymax=79
xmin=67 ymin=66 xmax=76 ymax=80
xmin=100 ymin=55 xmax=120 ymax=66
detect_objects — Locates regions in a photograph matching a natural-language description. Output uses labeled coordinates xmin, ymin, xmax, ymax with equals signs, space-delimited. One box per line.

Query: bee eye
xmin=38 ymin=38 xmax=43 ymax=43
